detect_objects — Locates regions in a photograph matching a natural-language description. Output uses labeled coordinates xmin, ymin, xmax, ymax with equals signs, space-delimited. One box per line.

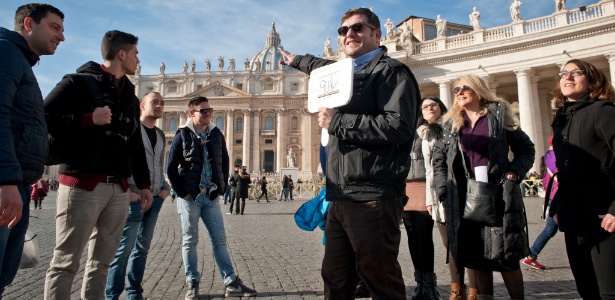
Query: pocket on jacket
xmin=341 ymin=143 xmax=384 ymax=181
xmin=483 ymin=226 xmax=504 ymax=260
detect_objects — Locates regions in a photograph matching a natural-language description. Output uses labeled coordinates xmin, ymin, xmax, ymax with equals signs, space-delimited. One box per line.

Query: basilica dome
xmin=247 ymin=22 xmax=294 ymax=72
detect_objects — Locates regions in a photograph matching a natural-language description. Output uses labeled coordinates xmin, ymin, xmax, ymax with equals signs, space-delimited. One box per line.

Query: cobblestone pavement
xmin=4 ymin=191 xmax=580 ymax=299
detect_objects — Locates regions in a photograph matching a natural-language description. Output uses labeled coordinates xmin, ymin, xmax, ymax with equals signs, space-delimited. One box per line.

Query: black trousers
xmin=402 ymin=210 xmax=435 ymax=275
xmin=257 ymin=189 xmax=268 ymax=201
xmin=565 ymin=231 xmax=615 ymax=299
xmin=322 ymin=199 xmax=406 ymax=300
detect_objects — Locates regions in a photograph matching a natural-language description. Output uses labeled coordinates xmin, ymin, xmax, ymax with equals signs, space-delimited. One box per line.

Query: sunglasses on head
xmin=453 ymin=85 xmax=472 ymax=94
xmin=337 ymin=22 xmax=377 ymax=36
xmin=193 ymin=108 xmax=213 ymax=114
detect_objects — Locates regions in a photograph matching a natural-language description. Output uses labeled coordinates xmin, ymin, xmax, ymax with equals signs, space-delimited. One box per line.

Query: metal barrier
xmin=246 ymin=182 xmax=325 ymax=200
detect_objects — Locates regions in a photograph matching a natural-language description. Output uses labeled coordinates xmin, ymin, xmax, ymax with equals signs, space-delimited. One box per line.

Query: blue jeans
xmin=105 ymin=196 xmax=165 ymax=300
xmin=529 ymin=215 xmax=559 ymax=259
xmin=177 ymin=194 xmax=236 ymax=285
xmin=223 ymin=188 xmax=232 ymax=204
xmin=279 ymin=188 xmax=288 ymax=200
xmin=0 ymin=184 xmax=30 ymax=295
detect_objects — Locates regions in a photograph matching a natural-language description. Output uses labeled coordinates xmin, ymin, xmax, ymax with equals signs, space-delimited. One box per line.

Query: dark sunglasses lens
xmin=338 ymin=26 xmax=348 ymax=36
xmin=350 ymin=23 xmax=364 ymax=33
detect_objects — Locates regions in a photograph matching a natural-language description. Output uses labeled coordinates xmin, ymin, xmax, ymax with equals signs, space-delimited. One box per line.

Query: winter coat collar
xmin=0 ymin=27 xmax=39 ymax=66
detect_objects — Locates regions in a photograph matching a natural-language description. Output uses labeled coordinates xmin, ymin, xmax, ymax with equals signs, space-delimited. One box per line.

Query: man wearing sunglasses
xmin=166 ymin=96 xmax=257 ymax=299
xmin=280 ymin=7 xmax=420 ymax=299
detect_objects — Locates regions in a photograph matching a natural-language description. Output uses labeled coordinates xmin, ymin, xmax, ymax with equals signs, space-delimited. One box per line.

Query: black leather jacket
xmin=166 ymin=122 xmax=229 ymax=199
xmin=291 ymin=47 xmax=420 ymax=201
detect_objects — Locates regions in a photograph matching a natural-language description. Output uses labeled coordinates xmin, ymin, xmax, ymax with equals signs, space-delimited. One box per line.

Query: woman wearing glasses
xmin=402 ymin=96 xmax=447 ymax=300
xmin=550 ymin=59 xmax=615 ymax=299
xmin=432 ymin=75 xmax=534 ymax=300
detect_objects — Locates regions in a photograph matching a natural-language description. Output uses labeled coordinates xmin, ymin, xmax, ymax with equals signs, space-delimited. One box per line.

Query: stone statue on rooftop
xmin=191 ymin=60 xmax=196 ymax=72
xmin=160 ymin=61 xmax=165 ymax=74
xmin=400 ymin=22 xmax=412 ymax=47
xmin=218 ymin=56 xmax=224 ymax=71
xmin=510 ymin=0 xmax=522 ymax=22
xmin=228 ymin=58 xmax=235 ymax=71
xmin=469 ymin=7 xmax=482 ymax=30
xmin=385 ymin=18 xmax=395 ymax=40
xmin=436 ymin=15 xmax=447 ymax=38
xmin=255 ymin=58 xmax=261 ymax=71
xmin=182 ymin=60 xmax=188 ymax=73
xmin=205 ymin=59 xmax=211 ymax=72
xmin=244 ymin=58 xmax=250 ymax=70
xmin=556 ymin=0 xmax=566 ymax=12
xmin=324 ymin=37 xmax=334 ymax=57
xmin=136 ymin=63 xmax=141 ymax=76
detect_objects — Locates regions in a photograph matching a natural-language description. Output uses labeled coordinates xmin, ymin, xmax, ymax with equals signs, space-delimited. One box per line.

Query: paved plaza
xmin=4 ymin=191 xmax=581 ymax=299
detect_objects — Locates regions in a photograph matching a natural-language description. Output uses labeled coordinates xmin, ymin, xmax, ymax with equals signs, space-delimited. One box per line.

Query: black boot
xmin=422 ymin=273 xmax=440 ymax=300
xmin=411 ymin=271 xmax=424 ymax=300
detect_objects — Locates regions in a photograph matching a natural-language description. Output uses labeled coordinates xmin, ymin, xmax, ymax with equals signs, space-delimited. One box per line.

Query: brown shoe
xmin=450 ymin=283 xmax=466 ymax=300
xmin=467 ymin=287 xmax=479 ymax=300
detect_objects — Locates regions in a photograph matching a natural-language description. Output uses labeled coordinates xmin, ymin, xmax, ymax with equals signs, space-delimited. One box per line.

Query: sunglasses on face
xmin=421 ymin=103 xmax=439 ymax=110
xmin=558 ymin=69 xmax=586 ymax=79
xmin=337 ymin=22 xmax=377 ymax=36
xmin=193 ymin=108 xmax=213 ymax=114
xmin=453 ymin=85 xmax=472 ymax=94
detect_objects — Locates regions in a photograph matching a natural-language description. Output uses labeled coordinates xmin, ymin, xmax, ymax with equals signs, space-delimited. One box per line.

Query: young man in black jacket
xmin=280 ymin=7 xmax=419 ymax=299
xmin=0 ymin=3 xmax=64 ymax=296
xmin=166 ymin=96 xmax=256 ymax=299
xmin=43 ymin=30 xmax=152 ymax=299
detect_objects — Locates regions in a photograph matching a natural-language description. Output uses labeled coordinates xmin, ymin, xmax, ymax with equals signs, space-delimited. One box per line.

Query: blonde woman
xmin=432 ymin=75 xmax=535 ymax=300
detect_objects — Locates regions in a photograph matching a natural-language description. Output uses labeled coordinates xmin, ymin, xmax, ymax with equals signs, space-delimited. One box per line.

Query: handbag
xmin=19 ymin=229 xmax=40 ymax=269
xmin=39 ymin=189 xmax=48 ymax=198
xmin=459 ymin=141 xmax=500 ymax=226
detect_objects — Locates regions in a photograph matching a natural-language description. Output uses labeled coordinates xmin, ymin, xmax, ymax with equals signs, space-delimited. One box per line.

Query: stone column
xmin=252 ymin=110 xmax=261 ymax=174
xmin=530 ymin=74 xmax=546 ymax=164
xmin=276 ymin=109 xmax=286 ymax=172
xmin=225 ymin=110 xmax=234 ymax=164
xmin=242 ymin=109 xmax=251 ymax=170
xmin=300 ymin=109 xmax=313 ymax=176
xmin=514 ymin=68 xmax=541 ymax=173
xmin=606 ymin=54 xmax=615 ymax=88
xmin=437 ymin=81 xmax=452 ymax=109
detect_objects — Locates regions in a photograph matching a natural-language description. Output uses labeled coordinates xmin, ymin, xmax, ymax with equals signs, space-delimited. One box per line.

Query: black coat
xmin=236 ymin=171 xmax=250 ymax=198
xmin=432 ymin=102 xmax=534 ymax=269
xmin=44 ymin=61 xmax=150 ymax=188
xmin=551 ymin=97 xmax=615 ymax=239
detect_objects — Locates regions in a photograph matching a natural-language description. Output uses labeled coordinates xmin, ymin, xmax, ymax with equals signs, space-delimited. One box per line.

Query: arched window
xmin=167 ymin=80 xmax=178 ymax=93
xmin=265 ymin=116 xmax=274 ymax=130
xmin=291 ymin=116 xmax=298 ymax=130
xmin=216 ymin=116 xmax=224 ymax=130
xmin=169 ymin=117 xmax=178 ymax=132
xmin=236 ymin=117 xmax=243 ymax=132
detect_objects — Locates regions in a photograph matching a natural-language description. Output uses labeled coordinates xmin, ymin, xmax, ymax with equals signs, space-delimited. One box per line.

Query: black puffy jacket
xmin=167 ymin=122 xmax=229 ymax=199
xmin=0 ymin=28 xmax=47 ymax=185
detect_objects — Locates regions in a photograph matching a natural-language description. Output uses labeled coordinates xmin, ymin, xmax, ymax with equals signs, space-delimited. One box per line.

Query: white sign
xmin=307 ymin=58 xmax=354 ymax=146
xmin=307 ymin=58 xmax=353 ymax=113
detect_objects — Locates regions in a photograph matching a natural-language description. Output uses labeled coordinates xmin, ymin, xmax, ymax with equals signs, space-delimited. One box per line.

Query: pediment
xmin=184 ymin=81 xmax=251 ymax=98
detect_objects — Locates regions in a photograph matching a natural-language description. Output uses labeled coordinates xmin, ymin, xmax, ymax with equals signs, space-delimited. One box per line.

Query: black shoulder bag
xmin=459 ymin=140 xmax=501 ymax=226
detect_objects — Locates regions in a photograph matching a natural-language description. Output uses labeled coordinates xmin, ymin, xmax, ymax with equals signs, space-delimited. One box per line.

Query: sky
xmin=1 ymin=0 xmax=598 ymax=97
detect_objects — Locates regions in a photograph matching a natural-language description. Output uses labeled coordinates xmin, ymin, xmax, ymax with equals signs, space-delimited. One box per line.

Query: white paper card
xmin=474 ymin=166 xmax=489 ymax=183
xmin=307 ymin=58 xmax=353 ymax=113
